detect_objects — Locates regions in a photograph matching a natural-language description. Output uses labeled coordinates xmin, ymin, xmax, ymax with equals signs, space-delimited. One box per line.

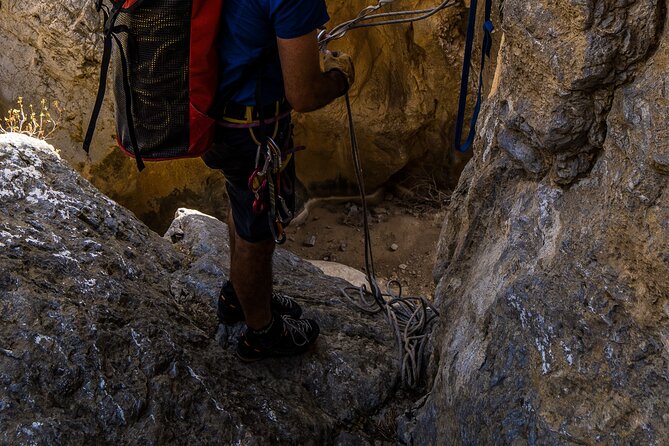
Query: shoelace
xmin=272 ymin=292 xmax=294 ymax=308
xmin=281 ymin=316 xmax=312 ymax=347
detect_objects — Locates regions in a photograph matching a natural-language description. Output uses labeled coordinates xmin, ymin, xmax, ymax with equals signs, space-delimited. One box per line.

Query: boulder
xmin=0 ymin=0 xmax=467 ymax=229
xmin=0 ymin=134 xmax=401 ymax=444
xmin=401 ymin=0 xmax=669 ymax=444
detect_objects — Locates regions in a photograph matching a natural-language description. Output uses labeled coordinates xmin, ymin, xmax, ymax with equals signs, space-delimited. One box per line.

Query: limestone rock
xmin=401 ymin=1 xmax=669 ymax=444
xmin=0 ymin=134 xmax=400 ymax=444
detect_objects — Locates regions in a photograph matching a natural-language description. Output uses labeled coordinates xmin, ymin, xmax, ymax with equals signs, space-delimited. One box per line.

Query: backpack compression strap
xmin=454 ymin=0 xmax=494 ymax=153
xmin=83 ymin=1 xmax=145 ymax=171
xmin=83 ymin=2 xmax=122 ymax=155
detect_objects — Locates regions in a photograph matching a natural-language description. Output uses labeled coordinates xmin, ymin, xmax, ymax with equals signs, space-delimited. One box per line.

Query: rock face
xmin=0 ymin=134 xmax=400 ymax=444
xmin=0 ymin=0 xmax=466 ymax=228
xmin=401 ymin=0 xmax=669 ymax=444
xmin=295 ymin=0 xmax=469 ymax=193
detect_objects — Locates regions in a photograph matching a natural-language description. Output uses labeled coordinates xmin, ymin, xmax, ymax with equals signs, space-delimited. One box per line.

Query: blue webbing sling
xmin=454 ymin=0 xmax=494 ymax=152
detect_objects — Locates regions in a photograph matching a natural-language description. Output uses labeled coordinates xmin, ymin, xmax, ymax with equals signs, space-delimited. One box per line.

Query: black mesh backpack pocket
xmin=84 ymin=0 xmax=224 ymax=170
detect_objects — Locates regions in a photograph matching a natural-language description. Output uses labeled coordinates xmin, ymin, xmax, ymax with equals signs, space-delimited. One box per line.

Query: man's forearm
xmin=290 ymin=69 xmax=348 ymax=113
xmin=277 ymin=31 xmax=353 ymax=113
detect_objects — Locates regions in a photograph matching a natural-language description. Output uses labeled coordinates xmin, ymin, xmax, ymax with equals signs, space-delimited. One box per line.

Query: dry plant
xmin=0 ymin=97 xmax=62 ymax=140
xmin=395 ymin=169 xmax=452 ymax=212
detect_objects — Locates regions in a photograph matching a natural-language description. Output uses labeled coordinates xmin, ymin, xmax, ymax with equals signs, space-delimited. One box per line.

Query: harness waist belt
xmin=221 ymin=98 xmax=291 ymax=124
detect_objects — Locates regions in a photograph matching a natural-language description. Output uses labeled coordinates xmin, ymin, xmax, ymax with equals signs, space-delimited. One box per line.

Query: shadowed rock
xmin=400 ymin=1 xmax=669 ymax=444
xmin=0 ymin=134 xmax=399 ymax=445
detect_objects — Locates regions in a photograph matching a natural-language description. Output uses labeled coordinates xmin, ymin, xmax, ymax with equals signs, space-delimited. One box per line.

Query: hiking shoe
xmin=237 ymin=314 xmax=320 ymax=362
xmin=217 ymin=280 xmax=302 ymax=324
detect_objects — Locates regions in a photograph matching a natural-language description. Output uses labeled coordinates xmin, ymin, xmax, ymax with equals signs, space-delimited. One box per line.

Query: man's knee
xmin=233 ymin=230 xmax=275 ymax=259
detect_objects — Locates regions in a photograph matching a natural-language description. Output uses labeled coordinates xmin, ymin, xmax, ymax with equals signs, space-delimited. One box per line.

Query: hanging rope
xmin=339 ymin=91 xmax=440 ymax=389
xmin=319 ymin=0 xmax=465 ymax=388
xmin=318 ymin=0 xmax=493 ymax=387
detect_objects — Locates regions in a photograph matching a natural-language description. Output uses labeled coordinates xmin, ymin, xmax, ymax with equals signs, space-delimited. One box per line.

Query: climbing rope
xmin=319 ymin=0 xmax=492 ymax=387
xmin=339 ymin=92 xmax=440 ymax=389
xmin=317 ymin=0 xmax=458 ymax=50
xmin=321 ymin=0 xmax=447 ymax=389
xmin=321 ymin=0 xmax=448 ymax=389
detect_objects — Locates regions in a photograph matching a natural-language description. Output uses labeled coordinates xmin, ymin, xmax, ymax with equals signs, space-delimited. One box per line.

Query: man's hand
xmin=324 ymin=51 xmax=355 ymax=93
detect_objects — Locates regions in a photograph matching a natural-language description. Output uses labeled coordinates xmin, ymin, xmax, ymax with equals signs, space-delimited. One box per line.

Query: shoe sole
xmin=236 ymin=342 xmax=317 ymax=363
xmin=217 ymin=299 xmax=302 ymax=325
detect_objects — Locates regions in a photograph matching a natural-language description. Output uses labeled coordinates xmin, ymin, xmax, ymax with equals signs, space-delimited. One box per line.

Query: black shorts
xmin=202 ymin=116 xmax=296 ymax=243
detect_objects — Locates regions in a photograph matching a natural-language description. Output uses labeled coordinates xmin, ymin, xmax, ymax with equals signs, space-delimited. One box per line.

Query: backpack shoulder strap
xmin=83 ymin=2 xmax=124 ymax=155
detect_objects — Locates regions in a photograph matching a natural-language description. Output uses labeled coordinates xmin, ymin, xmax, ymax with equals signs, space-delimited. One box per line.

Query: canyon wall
xmin=402 ymin=0 xmax=669 ymax=443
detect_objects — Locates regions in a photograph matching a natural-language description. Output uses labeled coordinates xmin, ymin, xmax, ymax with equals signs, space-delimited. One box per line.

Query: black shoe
xmin=217 ymin=281 xmax=302 ymax=324
xmin=237 ymin=314 xmax=320 ymax=362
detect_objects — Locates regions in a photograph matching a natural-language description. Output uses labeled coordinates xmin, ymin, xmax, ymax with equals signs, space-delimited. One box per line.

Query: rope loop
xmin=339 ymin=92 xmax=440 ymax=389
xmin=318 ymin=0 xmax=458 ymax=51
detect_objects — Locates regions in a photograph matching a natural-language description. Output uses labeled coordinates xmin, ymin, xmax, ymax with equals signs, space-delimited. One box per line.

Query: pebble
xmin=339 ymin=242 xmax=347 ymax=252
xmin=399 ymin=264 xmax=408 ymax=270
xmin=304 ymin=235 xmax=316 ymax=247
xmin=390 ymin=243 xmax=399 ymax=251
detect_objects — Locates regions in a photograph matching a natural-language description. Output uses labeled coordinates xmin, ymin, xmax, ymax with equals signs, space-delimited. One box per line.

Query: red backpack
xmin=83 ymin=0 xmax=224 ymax=170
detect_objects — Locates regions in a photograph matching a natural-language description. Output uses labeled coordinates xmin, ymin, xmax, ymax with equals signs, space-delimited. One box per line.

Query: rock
xmin=339 ymin=242 xmax=348 ymax=252
xmin=308 ymin=260 xmax=370 ymax=290
xmin=390 ymin=243 xmax=399 ymax=252
xmin=0 ymin=134 xmax=401 ymax=444
xmin=304 ymin=235 xmax=317 ymax=247
xmin=398 ymin=264 xmax=408 ymax=271
xmin=401 ymin=1 xmax=669 ymax=444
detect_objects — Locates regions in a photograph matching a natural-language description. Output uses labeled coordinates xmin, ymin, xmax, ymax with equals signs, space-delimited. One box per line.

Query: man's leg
xmin=228 ymin=212 xmax=274 ymax=330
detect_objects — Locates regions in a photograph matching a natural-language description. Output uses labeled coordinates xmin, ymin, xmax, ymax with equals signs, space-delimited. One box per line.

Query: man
xmin=202 ymin=0 xmax=355 ymax=361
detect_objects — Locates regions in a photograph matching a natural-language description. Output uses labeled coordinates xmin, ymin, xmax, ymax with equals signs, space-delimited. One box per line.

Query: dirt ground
xmin=283 ymin=194 xmax=447 ymax=300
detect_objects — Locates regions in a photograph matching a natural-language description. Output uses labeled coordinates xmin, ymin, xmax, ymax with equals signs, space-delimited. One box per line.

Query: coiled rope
xmin=320 ymin=0 xmax=458 ymax=389
xmin=339 ymin=93 xmax=439 ymax=389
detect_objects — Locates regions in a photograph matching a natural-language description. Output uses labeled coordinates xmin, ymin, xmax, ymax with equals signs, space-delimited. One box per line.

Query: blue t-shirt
xmin=219 ymin=0 xmax=330 ymax=106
